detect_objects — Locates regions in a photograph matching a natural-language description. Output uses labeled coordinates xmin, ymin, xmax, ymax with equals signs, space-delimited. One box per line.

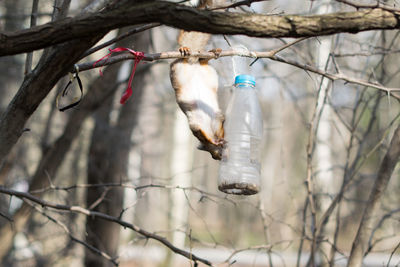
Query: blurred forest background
xmin=0 ymin=0 xmax=400 ymax=266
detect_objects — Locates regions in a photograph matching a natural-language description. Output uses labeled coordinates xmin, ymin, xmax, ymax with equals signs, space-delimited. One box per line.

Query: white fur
xmin=166 ymin=0 xmax=201 ymax=7
xmin=173 ymin=61 xmax=220 ymax=137
xmin=187 ymin=0 xmax=201 ymax=6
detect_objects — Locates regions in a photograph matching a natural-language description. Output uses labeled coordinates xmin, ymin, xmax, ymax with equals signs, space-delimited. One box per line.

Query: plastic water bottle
xmin=218 ymin=74 xmax=263 ymax=195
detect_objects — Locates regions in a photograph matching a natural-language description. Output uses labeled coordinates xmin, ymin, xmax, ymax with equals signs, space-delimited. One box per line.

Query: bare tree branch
xmin=1 ymin=2 xmax=400 ymax=56
xmin=212 ymin=0 xmax=269 ymax=10
xmin=0 ymin=186 xmax=214 ymax=266
xmin=28 ymin=203 xmax=119 ymax=266
xmin=386 ymin=241 xmax=400 ymax=267
xmin=73 ymin=48 xmax=400 ymax=96
xmin=81 ymin=23 xmax=160 ymax=58
xmin=24 ymin=0 xmax=39 ymax=74
xmin=29 ymin=182 xmax=237 ymax=206
xmin=348 ymin=124 xmax=400 ymax=267
xmin=0 ymin=0 xmax=115 ymax=167
xmin=0 ymin=35 xmax=104 ymax=168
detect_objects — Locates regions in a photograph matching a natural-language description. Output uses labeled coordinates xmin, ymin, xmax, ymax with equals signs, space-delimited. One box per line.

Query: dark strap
xmin=56 ymin=71 xmax=83 ymax=112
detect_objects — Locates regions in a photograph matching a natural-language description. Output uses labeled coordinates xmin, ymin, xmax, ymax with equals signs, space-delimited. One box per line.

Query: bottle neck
xmin=235 ymin=83 xmax=255 ymax=89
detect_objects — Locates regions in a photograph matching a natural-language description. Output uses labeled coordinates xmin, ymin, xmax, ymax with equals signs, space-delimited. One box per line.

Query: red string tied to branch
xmin=93 ymin=47 xmax=145 ymax=104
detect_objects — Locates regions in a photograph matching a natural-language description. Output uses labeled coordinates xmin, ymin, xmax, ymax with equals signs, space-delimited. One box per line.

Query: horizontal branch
xmin=29 ymin=181 xmax=238 ymax=205
xmin=0 ymin=186 xmax=213 ymax=266
xmin=74 ymin=48 xmax=400 ymax=96
xmin=1 ymin=1 xmax=400 ymax=56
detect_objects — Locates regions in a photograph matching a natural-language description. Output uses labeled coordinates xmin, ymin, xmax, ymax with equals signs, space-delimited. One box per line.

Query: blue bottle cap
xmin=234 ymin=74 xmax=256 ymax=86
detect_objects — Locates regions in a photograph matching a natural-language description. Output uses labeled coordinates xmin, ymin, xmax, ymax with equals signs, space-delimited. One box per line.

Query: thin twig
xmin=0 ymin=210 xmax=13 ymax=222
xmin=297 ymin=197 xmax=309 ymax=267
xmin=386 ymin=241 xmax=400 ymax=267
xmin=0 ymin=13 xmax=53 ymax=20
xmin=29 ymin=182 xmax=237 ymax=205
xmin=257 ymin=199 xmax=275 ymax=266
xmin=271 ymin=37 xmax=308 ymax=56
xmin=304 ymin=75 xmax=327 ymax=266
xmin=81 ymin=23 xmax=161 ymax=58
xmin=212 ymin=0 xmax=269 ymax=10
xmin=24 ymin=0 xmax=39 ymax=74
xmin=88 ymin=187 xmax=110 ymax=210
xmin=222 ymin=241 xmax=292 ymax=264
xmin=367 ymin=208 xmax=400 ymax=253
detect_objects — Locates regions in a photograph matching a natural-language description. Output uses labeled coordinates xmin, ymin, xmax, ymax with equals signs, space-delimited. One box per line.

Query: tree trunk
xmin=0 ymin=0 xmax=107 ymax=167
xmin=0 ymin=0 xmax=24 ymax=108
xmin=0 ymin=55 xmax=125 ymax=263
xmin=347 ymin=124 xmax=400 ymax=267
xmin=313 ymin=3 xmax=334 ymax=265
xmin=168 ymin=110 xmax=193 ymax=267
xmin=84 ymin=28 xmax=150 ymax=267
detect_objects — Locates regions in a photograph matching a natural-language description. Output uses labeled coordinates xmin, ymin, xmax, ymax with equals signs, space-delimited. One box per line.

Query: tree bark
xmin=0 ymin=59 xmax=126 ymax=261
xmin=0 ymin=0 xmax=24 ymax=105
xmin=1 ymin=3 xmax=400 ymax=56
xmin=0 ymin=0 xmax=26 ymax=231
xmin=0 ymin=34 xmax=104 ymax=168
xmin=0 ymin=0 xmax=117 ymax=167
xmin=347 ymin=124 xmax=400 ymax=267
xmin=169 ymin=110 xmax=194 ymax=266
xmin=85 ymin=28 xmax=150 ymax=267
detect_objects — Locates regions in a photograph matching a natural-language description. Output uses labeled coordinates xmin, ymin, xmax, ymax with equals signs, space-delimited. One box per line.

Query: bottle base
xmin=218 ymin=182 xmax=259 ymax=195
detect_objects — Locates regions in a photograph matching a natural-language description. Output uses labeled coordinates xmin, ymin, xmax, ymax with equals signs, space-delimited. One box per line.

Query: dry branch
xmin=29 ymin=203 xmax=119 ymax=266
xmin=0 ymin=186 xmax=214 ymax=266
xmin=1 ymin=1 xmax=400 ymax=56
xmin=0 ymin=0 xmax=108 ymax=167
xmin=0 ymin=35 xmax=104 ymax=170
xmin=81 ymin=23 xmax=161 ymax=58
xmin=24 ymin=0 xmax=39 ymax=74
xmin=74 ymin=48 xmax=400 ymax=96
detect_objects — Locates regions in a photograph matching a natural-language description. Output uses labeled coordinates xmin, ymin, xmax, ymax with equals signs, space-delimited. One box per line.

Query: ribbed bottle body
xmin=218 ymin=75 xmax=263 ymax=195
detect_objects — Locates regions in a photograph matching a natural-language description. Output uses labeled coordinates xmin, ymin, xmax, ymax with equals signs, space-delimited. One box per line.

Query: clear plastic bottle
xmin=218 ymin=74 xmax=263 ymax=195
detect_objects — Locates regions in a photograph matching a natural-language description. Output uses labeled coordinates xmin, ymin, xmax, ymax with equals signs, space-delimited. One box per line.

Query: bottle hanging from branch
xmin=218 ymin=74 xmax=263 ymax=195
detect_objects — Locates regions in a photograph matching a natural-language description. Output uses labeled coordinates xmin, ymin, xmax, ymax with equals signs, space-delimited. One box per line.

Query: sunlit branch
xmin=73 ymin=47 xmax=400 ymax=97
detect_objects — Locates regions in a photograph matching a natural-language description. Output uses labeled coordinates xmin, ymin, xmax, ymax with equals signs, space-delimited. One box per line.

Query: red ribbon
xmin=93 ymin=47 xmax=145 ymax=104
